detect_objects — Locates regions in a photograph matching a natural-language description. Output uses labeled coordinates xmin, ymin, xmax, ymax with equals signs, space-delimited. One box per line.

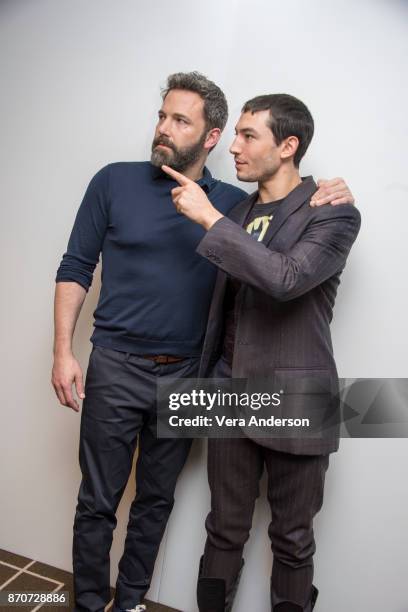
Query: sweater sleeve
xmin=55 ymin=165 xmax=110 ymax=291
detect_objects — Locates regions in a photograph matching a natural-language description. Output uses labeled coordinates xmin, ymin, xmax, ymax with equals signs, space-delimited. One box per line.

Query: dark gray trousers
xmin=202 ymin=357 xmax=329 ymax=610
xmin=73 ymin=346 xmax=198 ymax=612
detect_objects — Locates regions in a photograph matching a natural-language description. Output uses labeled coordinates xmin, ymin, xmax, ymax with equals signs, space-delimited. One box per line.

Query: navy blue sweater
xmin=56 ymin=162 xmax=246 ymax=356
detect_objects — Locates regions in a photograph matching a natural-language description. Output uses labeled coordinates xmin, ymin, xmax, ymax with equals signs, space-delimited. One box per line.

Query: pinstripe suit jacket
xmin=196 ymin=176 xmax=361 ymax=455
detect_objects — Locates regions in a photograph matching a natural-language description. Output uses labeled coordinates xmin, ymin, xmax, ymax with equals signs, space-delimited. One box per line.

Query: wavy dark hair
xmin=242 ymin=94 xmax=314 ymax=167
xmin=162 ymin=71 xmax=228 ymax=133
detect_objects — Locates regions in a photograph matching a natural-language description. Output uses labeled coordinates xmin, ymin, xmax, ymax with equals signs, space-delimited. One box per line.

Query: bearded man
xmin=52 ymin=72 xmax=354 ymax=612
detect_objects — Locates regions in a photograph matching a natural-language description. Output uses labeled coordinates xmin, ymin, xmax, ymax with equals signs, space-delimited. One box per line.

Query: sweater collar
xmin=149 ymin=162 xmax=213 ymax=193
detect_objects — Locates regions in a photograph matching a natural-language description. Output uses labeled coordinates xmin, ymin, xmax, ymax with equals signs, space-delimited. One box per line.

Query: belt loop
xmin=124 ymin=352 xmax=131 ymax=362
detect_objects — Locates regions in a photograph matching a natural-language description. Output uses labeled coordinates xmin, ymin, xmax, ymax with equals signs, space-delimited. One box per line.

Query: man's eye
xmin=245 ymin=134 xmax=254 ymax=140
xmin=177 ymin=118 xmax=187 ymax=124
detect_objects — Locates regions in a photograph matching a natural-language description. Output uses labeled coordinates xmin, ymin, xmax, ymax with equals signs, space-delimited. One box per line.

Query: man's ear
xmin=204 ymin=128 xmax=222 ymax=151
xmin=280 ymin=135 xmax=299 ymax=162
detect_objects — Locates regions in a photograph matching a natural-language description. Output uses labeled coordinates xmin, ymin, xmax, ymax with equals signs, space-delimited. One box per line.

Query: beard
xmin=150 ymin=131 xmax=207 ymax=173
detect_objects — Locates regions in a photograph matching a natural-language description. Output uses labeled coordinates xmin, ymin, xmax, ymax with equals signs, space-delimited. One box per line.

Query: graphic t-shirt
xmin=222 ymin=199 xmax=283 ymax=365
xmin=245 ymin=200 xmax=282 ymax=240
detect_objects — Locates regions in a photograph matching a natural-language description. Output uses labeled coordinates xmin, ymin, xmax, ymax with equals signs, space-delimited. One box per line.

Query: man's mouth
xmin=154 ymin=138 xmax=174 ymax=151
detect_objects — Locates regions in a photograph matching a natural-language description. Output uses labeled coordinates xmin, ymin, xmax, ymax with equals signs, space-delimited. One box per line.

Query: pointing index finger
xmin=161 ymin=164 xmax=191 ymax=186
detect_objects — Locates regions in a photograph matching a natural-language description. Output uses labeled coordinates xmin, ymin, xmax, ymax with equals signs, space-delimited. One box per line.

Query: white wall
xmin=1 ymin=1 xmax=407 ymax=611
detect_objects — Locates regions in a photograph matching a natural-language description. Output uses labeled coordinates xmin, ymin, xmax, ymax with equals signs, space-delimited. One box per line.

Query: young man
xmin=163 ymin=94 xmax=361 ymax=612
xmin=53 ymin=71 xmax=352 ymax=612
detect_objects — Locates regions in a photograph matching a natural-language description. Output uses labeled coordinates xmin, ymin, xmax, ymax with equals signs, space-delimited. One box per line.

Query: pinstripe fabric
xmin=204 ymin=438 xmax=328 ymax=607
xmin=196 ymin=181 xmax=360 ymax=608
xmin=196 ymin=177 xmax=361 ymax=455
xmin=201 ymin=357 xmax=329 ymax=609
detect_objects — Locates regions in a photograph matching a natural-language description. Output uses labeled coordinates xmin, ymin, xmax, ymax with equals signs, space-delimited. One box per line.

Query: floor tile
xmin=0 ymin=572 xmax=58 ymax=610
xmin=0 ymin=551 xmax=33 ymax=569
xmin=0 ymin=551 xmax=182 ymax=611
xmin=0 ymin=563 xmax=19 ymax=586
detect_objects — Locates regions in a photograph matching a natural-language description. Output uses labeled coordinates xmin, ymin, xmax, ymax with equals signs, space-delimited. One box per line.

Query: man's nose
xmin=229 ymin=136 xmax=240 ymax=155
xmin=158 ymin=117 xmax=171 ymax=136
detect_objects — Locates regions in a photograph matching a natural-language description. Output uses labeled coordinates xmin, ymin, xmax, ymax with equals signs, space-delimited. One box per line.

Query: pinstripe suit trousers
xmin=202 ymin=357 xmax=329 ymax=609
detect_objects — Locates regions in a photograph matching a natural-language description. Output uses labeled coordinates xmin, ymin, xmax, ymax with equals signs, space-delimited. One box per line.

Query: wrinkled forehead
xmin=161 ymin=89 xmax=205 ymax=121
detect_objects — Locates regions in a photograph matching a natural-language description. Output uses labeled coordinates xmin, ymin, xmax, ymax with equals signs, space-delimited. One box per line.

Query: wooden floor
xmin=0 ymin=549 xmax=181 ymax=612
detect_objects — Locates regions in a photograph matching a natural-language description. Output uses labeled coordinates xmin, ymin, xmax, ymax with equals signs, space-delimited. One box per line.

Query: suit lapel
xmin=202 ymin=193 xmax=256 ymax=360
xmin=228 ymin=191 xmax=258 ymax=226
xmin=203 ymin=179 xmax=316 ymax=359
xmin=216 ymin=191 xmax=258 ymax=297
xmin=263 ymin=176 xmax=317 ymax=246
xmin=211 ymin=191 xmax=257 ymax=301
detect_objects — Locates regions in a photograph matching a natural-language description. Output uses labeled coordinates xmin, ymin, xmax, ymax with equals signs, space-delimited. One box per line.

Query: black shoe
xmin=197 ymin=556 xmax=244 ymax=612
xmin=311 ymin=585 xmax=319 ymax=610
xmin=273 ymin=585 xmax=319 ymax=612
xmin=274 ymin=604 xmax=303 ymax=612
xmin=197 ymin=576 xmax=226 ymax=611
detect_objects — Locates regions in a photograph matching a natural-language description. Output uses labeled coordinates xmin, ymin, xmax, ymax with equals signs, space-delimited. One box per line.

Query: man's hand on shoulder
xmin=310 ymin=177 xmax=355 ymax=207
xmin=161 ymin=165 xmax=224 ymax=230
xmin=52 ymin=350 xmax=85 ymax=412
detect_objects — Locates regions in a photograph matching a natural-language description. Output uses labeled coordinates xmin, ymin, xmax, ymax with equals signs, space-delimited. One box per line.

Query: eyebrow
xmin=173 ymin=113 xmax=191 ymax=122
xmin=235 ymin=127 xmax=258 ymax=136
xmin=157 ymin=109 xmax=191 ymax=123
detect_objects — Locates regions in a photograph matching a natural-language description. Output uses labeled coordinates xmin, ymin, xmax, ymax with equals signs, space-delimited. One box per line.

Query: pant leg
xmin=113 ymin=356 xmax=198 ymax=611
xmin=73 ymin=346 xmax=145 ymax=612
xmin=114 ymin=419 xmax=192 ymax=608
xmin=263 ymin=449 xmax=329 ymax=609
xmin=202 ymin=437 xmax=264 ymax=594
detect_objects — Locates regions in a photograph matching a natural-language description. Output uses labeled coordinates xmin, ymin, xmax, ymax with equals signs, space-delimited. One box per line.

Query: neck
xmin=183 ymin=157 xmax=207 ymax=181
xmin=257 ymin=164 xmax=301 ymax=203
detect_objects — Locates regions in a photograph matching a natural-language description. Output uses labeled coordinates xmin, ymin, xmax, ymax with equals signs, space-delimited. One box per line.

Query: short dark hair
xmin=242 ymin=94 xmax=314 ymax=167
xmin=162 ymin=71 xmax=228 ymax=132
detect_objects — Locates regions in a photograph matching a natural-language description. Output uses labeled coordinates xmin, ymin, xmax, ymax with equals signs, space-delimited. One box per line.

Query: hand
xmin=51 ymin=351 xmax=85 ymax=412
xmin=161 ymin=165 xmax=224 ymax=230
xmin=310 ymin=177 xmax=355 ymax=207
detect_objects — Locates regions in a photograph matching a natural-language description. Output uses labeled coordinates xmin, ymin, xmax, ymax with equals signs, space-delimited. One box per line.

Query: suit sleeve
xmin=55 ymin=165 xmax=110 ymax=291
xmin=196 ymin=204 xmax=361 ymax=302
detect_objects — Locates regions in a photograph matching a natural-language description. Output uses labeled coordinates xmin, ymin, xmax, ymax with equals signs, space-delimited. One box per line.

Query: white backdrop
xmin=1 ymin=1 xmax=407 ymax=611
